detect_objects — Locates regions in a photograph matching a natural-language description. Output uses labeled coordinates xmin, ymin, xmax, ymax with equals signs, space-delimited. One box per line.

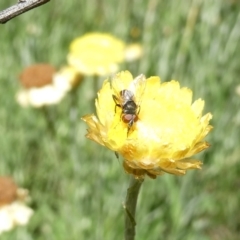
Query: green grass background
xmin=1 ymin=0 xmax=240 ymax=239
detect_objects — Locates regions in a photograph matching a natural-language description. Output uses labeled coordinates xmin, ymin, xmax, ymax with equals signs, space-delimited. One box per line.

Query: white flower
xmin=0 ymin=202 xmax=33 ymax=234
xmin=16 ymin=64 xmax=82 ymax=108
xmin=16 ymin=85 xmax=66 ymax=108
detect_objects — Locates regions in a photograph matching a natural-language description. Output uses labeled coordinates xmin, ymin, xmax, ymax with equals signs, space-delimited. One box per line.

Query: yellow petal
xmin=191 ymin=99 xmax=204 ymax=118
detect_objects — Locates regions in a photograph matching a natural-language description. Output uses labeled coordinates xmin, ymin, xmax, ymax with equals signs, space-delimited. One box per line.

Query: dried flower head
xmin=19 ymin=64 xmax=56 ymax=88
xmin=82 ymin=71 xmax=213 ymax=179
xmin=0 ymin=177 xmax=18 ymax=207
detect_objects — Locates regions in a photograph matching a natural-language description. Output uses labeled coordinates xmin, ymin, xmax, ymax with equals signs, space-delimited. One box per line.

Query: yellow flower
xmin=68 ymin=33 xmax=143 ymax=76
xmin=82 ymin=71 xmax=213 ymax=179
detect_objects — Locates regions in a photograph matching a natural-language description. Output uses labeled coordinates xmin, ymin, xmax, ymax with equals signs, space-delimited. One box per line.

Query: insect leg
xmin=112 ymin=95 xmax=121 ymax=113
xmin=137 ymin=105 xmax=141 ymax=115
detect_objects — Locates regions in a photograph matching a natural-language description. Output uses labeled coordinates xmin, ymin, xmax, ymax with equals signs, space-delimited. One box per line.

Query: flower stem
xmin=41 ymin=106 xmax=56 ymax=136
xmin=124 ymin=176 xmax=144 ymax=240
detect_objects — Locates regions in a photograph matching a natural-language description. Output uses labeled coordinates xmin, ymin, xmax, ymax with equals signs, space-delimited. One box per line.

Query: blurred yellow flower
xmin=0 ymin=177 xmax=33 ymax=235
xmin=68 ymin=32 xmax=142 ymax=76
xmin=82 ymin=71 xmax=213 ymax=179
xmin=16 ymin=64 xmax=82 ymax=108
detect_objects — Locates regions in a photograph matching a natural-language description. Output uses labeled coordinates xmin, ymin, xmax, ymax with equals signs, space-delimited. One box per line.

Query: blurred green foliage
xmin=0 ymin=0 xmax=240 ymax=239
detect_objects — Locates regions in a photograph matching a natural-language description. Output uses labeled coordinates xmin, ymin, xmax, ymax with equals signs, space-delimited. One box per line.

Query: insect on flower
xmin=112 ymin=73 xmax=146 ymax=134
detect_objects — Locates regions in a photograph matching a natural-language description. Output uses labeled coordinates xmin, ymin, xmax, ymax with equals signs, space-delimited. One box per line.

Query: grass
xmin=0 ymin=0 xmax=240 ymax=239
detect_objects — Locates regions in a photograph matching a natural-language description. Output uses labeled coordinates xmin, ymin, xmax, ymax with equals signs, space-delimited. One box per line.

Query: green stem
xmin=124 ymin=176 xmax=144 ymax=240
xmin=41 ymin=106 xmax=56 ymax=136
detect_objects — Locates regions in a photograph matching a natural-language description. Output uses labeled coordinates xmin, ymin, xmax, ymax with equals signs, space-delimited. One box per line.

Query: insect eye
xmin=122 ymin=114 xmax=133 ymax=122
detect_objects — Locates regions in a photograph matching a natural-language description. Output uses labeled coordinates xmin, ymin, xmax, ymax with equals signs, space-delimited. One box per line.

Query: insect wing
xmin=128 ymin=74 xmax=147 ymax=103
xmin=111 ymin=73 xmax=129 ymax=103
xmin=111 ymin=73 xmax=146 ymax=105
